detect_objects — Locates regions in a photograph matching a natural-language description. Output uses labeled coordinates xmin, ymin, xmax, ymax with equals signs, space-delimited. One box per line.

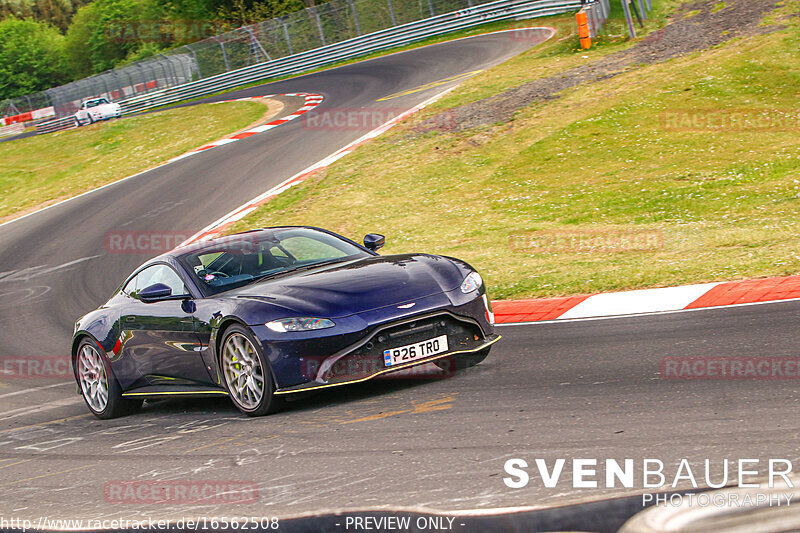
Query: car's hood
xmin=225 ymin=253 xmax=464 ymax=318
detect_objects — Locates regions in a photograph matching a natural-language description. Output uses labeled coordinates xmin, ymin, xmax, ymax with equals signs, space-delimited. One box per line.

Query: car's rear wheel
xmin=75 ymin=338 xmax=142 ymax=419
xmin=220 ymin=325 xmax=284 ymax=416
xmin=434 ymin=347 xmax=491 ymax=373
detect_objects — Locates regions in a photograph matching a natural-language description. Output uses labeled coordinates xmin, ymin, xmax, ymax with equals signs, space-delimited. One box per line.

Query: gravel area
xmin=436 ymin=0 xmax=783 ymax=131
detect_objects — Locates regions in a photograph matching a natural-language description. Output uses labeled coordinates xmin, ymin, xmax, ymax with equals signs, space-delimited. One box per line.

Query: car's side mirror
xmin=364 ymin=233 xmax=385 ymax=252
xmin=138 ymin=283 xmax=173 ymax=302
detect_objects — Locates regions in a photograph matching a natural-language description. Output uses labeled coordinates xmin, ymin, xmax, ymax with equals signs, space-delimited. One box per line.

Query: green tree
xmin=0 ymin=17 xmax=70 ymax=100
xmin=64 ymin=0 xmax=143 ymax=75
xmin=1 ymin=0 xmax=91 ymax=33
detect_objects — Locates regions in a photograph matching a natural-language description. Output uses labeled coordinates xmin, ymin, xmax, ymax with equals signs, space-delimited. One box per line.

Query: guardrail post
xmin=387 ymin=0 xmax=398 ymax=25
xmin=621 ymin=0 xmax=636 ymax=38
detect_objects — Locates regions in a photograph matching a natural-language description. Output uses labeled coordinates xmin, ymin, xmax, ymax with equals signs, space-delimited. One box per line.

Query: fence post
xmin=621 ymin=0 xmax=636 ymax=38
xmin=387 ymin=0 xmax=398 ymax=25
xmin=133 ymin=63 xmax=150 ymax=94
xmin=158 ymin=54 xmax=176 ymax=86
xmin=348 ymin=0 xmax=362 ymax=35
xmin=183 ymin=45 xmax=202 ymax=79
xmin=309 ymin=7 xmax=326 ymax=46
xmin=278 ymin=18 xmax=294 ymax=55
xmin=216 ymin=38 xmax=231 ymax=71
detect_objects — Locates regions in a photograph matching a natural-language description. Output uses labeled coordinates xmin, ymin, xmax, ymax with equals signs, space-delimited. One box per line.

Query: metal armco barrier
xmin=37 ymin=0 xmax=581 ymax=134
xmin=0 ymin=123 xmax=24 ymax=138
xmin=37 ymin=116 xmax=77 ymax=134
xmin=116 ymin=0 xmax=581 ymax=114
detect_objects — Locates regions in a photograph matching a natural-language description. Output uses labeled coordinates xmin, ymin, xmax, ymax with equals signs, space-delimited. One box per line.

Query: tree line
xmin=0 ymin=0 xmax=313 ymax=102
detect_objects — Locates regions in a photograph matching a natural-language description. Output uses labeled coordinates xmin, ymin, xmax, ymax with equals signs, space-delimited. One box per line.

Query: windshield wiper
xmin=289 ymin=258 xmax=350 ymax=273
xmin=248 ymin=258 xmax=350 ymax=284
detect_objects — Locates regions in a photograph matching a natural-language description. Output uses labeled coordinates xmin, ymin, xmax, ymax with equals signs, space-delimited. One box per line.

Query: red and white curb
xmin=182 ymin=86 xmax=460 ymax=245
xmin=492 ymin=275 xmax=800 ymax=324
xmin=167 ymin=93 xmax=324 ymax=163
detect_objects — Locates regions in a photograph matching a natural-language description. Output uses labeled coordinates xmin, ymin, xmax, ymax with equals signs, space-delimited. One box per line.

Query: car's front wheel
xmin=434 ymin=347 xmax=491 ymax=373
xmin=75 ymin=338 xmax=142 ymax=419
xmin=220 ymin=325 xmax=284 ymax=416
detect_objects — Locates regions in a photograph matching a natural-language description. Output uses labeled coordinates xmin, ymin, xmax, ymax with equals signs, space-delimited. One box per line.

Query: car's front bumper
xmin=271 ymin=310 xmax=499 ymax=395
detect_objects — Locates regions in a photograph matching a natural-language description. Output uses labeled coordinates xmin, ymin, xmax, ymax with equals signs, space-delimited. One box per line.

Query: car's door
xmin=119 ymin=263 xmax=214 ymax=387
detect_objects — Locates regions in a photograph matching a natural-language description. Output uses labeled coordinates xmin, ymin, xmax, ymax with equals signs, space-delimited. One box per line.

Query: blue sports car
xmin=73 ymin=227 xmax=499 ymax=418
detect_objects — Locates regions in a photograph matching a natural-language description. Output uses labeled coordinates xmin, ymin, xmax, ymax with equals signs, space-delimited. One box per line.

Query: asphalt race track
xmin=1 ymin=30 xmax=799 ymax=527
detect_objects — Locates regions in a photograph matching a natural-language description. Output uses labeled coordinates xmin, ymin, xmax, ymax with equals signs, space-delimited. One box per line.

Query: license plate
xmin=383 ymin=335 xmax=448 ymax=367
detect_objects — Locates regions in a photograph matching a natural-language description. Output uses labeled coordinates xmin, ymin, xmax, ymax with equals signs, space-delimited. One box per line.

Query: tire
xmin=75 ymin=337 xmax=142 ymax=419
xmin=434 ymin=347 xmax=491 ymax=373
xmin=220 ymin=325 xmax=284 ymax=416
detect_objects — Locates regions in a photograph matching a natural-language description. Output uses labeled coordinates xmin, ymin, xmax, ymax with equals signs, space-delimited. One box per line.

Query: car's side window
xmin=124 ymin=264 xmax=187 ymax=298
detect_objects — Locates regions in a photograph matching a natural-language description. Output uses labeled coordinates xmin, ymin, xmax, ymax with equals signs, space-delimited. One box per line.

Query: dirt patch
xmin=435 ymin=0 xmax=782 ymax=131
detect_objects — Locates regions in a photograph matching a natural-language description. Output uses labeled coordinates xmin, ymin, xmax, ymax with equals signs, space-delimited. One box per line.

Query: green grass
xmin=0 ymin=101 xmax=269 ymax=221
xmin=229 ymin=2 xmax=800 ymax=300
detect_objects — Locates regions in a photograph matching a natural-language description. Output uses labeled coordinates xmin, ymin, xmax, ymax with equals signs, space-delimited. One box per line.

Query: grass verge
xmin=0 ymin=100 xmax=269 ymax=222
xmin=229 ymin=2 xmax=800 ymax=300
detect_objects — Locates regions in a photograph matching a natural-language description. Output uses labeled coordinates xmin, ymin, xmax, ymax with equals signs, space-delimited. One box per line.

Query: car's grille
xmin=321 ymin=314 xmax=484 ymax=382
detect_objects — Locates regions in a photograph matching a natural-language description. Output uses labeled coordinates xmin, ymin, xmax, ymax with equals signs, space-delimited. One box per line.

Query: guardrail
xmin=37 ymin=116 xmax=77 ymax=134
xmin=37 ymin=0 xmax=581 ymax=134
xmin=0 ymin=123 xmax=25 ymax=138
xmin=116 ymin=0 xmax=580 ymax=116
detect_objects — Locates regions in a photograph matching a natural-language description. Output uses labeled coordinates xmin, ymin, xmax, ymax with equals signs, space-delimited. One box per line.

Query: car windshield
xmin=177 ymin=228 xmax=369 ymax=296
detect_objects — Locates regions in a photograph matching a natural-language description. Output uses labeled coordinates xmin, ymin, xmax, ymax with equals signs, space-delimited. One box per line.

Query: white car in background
xmin=74 ymin=98 xmax=121 ymax=126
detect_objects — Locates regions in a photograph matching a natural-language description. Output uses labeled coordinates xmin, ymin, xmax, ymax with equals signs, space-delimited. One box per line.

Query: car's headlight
xmin=266 ymin=317 xmax=335 ymax=332
xmin=460 ymin=271 xmax=483 ymax=293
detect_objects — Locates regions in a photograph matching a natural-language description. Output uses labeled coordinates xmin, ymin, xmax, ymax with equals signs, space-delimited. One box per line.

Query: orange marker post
xmin=577 ymin=9 xmax=591 ymax=49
